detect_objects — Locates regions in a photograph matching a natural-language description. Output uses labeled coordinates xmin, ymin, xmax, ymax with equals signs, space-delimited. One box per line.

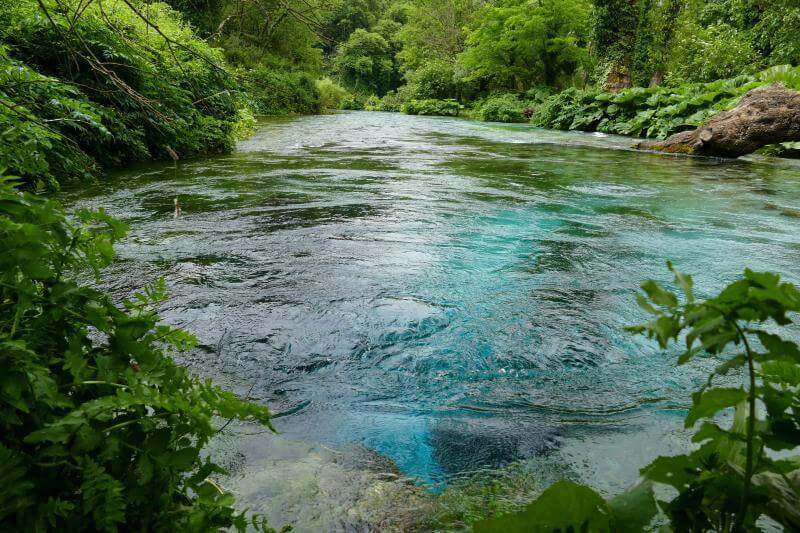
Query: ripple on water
xmin=60 ymin=111 xmax=800 ymax=493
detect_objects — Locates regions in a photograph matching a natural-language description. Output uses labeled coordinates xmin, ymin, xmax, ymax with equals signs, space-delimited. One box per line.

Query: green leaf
xmin=668 ymin=261 xmax=694 ymax=303
xmin=608 ymin=481 xmax=658 ymax=532
xmin=758 ymin=332 xmax=800 ymax=363
xmin=710 ymin=354 xmax=747 ymax=379
xmin=641 ymin=280 xmax=678 ymax=308
xmin=691 ymin=422 xmax=736 ymax=444
xmin=641 ymin=454 xmax=699 ymax=490
xmin=686 ymin=387 xmax=747 ymax=427
xmin=473 ymin=480 xmax=612 ymax=532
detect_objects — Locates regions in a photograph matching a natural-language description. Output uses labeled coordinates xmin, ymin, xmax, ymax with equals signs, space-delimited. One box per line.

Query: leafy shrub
xmin=0 ymin=46 xmax=103 ymax=190
xmin=333 ymin=28 xmax=395 ymax=95
xmin=244 ymin=67 xmax=321 ymax=115
xmin=405 ymin=60 xmax=457 ymax=100
xmin=476 ymin=264 xmax=800 ymax=531
xmin=376 ymin=89 xmax=408 ymax=112
xmin=401 ymin=99 xmax=460 ymax=117
xmin=339 ymin=93 xmax=366 ymax=110
xmin=532 ymin=87 xmax=602 ymax=130
xmin=0 ymin=176 xmax=278 ymax=531
xmin=363 ymin=94 xmax=382 ymax=111
xmin=477 ymin=94 xmax=532 ymax=123
xmin=668 ymin=22 xmax=762 ymax=84
xmin=758 ymin=64 xmax=800 ymax=91
xmin=316 ymin=77 xmax=350 ymax=111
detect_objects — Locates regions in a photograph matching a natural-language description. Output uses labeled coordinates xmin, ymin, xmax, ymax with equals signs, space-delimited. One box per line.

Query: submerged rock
xmin=210 ymin=426 xmax=428 ymax=532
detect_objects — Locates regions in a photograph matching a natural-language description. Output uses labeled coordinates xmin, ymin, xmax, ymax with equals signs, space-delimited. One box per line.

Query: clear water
xmin=61 ymin=111 xmax=800 ymax=492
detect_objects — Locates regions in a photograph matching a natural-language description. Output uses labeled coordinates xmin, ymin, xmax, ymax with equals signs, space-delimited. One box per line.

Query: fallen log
xmin=636 ymin=83 xmax=800 ymax=158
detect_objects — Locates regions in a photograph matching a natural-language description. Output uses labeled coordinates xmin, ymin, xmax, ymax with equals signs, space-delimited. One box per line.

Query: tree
xmin=321 ymin=0 xmax=384 ymax=53
xmin=592 ymin=0 xmax=639 ymax=90
xmin=397 ymin=0 xmax=482 ymax=72
xmin=333 ymin=28 xmax=395 ymax=94
xmin=458 ymin=0 xmax=592 ymax=91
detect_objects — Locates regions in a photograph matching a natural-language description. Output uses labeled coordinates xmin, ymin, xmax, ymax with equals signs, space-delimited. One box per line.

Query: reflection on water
xmin=62 ymin=112 xmax=800 ymax=497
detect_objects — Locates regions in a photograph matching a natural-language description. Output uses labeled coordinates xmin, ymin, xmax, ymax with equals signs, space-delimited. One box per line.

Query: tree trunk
xmin=636 ymin=84 xmax=800 ymax=157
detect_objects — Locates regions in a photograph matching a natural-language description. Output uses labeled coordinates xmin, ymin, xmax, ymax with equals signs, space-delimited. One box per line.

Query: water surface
xmin=62 ymin=111 xmax=800 ymax=494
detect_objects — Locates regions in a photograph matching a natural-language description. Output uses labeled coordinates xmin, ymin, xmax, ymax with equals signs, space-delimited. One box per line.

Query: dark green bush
xmin=477 ymin=94 xmax=533 ymax=123
xmin=363 ymin=94 xmax=381 ymax=110
xmin=406 ymin=60 xmax=458 ymax=100
xmin=243 ymin=68 xmax=322 ymax=115
xmin=339 ymin=93 xmax=366 ymax=110
xmin=316 ymin=77 xmax=351 ymax=111
xmin=402 ymin=98 xmax=460 ymax=117
xmin=532 ymin=87 xmax=602 ymax=130
xmin=376 ymin=89 xmax=408 ymax=111
xmin=0 ymin=46 xmax=103 ymax=190
xmin=0 ymin=176 xmax=277 ymax=531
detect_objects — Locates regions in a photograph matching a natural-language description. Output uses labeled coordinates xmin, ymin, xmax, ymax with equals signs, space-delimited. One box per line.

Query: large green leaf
xmin=641 ymin=454 xmax=698 ymax=490
xmin=686 ymin=387 xmax=747 ymax=427
xmin=473 ymin=480 xmax=612 ymax=533
xmin=608 ymin=481 xmax=658 ymax=532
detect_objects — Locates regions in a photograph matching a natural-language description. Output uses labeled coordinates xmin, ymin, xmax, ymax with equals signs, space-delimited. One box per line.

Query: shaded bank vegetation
xmin=5 ymin=0 xmax=799 ymax=191
xmin=0 ymin=0 xmax=333 ymax=189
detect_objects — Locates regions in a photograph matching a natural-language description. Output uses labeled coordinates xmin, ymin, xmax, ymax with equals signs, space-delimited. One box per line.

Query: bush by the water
xmin=405 ymin=60 xmax=458 ymax=100
xmin=1 ymin=0 xmax=252 ymax=188
xmin=0 ymin=176 xmax=277 ymax=531
xmin=476 ymin=94 xmax=536 ymax=123
xmin=339 ymin=93 xmax=367 ymax=110
xmin=316 ymin=77 xmax=350 ymax=111
xmin=533 ymin=65 xmax=800 ymax=139
xmin=402 ymin=99 xmax=460 ymax=117
xmin=375 ymin=90 xmax=408 ymax=112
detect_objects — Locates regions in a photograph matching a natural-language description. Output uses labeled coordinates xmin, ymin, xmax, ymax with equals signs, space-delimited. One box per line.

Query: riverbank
xmin=335 ymin=65 xmax=800 ymax=158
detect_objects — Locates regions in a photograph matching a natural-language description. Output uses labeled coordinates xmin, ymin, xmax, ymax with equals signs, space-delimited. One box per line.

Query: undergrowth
xmin=533 ymin=65 xmax=800 ymax=139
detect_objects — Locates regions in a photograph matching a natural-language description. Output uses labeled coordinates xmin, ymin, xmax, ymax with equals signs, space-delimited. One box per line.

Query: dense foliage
xmin=0 ymin=0 xmax=336 ymax=188
xmin=1 ymin=0 xmax=246 ymax=188
xmin=0 ymin=176 xmax=277 ymax=531
xmin=317 ymin=0 xmax=800 ymax=135
xmin=402 ymin=98 xmax=461 ymax=117
xmin=533 ymin=64 xmax=800 ymax=139
xmin=475 ymin=264 xmax=800 ymax=531
xmin=459 ymin=0 xmax=592 ymax=90
xmin=476 ymin=93 xmax=538 ymax=123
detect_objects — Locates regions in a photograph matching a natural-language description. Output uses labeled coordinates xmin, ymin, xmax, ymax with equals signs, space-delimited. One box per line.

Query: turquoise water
xmin=62 ymin=111 xmax=800 ymax=490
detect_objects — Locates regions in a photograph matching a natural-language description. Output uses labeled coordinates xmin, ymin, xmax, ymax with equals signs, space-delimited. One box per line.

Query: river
xmin=61 ymin=111 xmax=800 ymax=529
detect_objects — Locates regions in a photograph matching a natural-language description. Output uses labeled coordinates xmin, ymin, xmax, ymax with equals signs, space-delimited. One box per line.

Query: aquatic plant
xmin=475 ymin=263 xmax=800 ymax=531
